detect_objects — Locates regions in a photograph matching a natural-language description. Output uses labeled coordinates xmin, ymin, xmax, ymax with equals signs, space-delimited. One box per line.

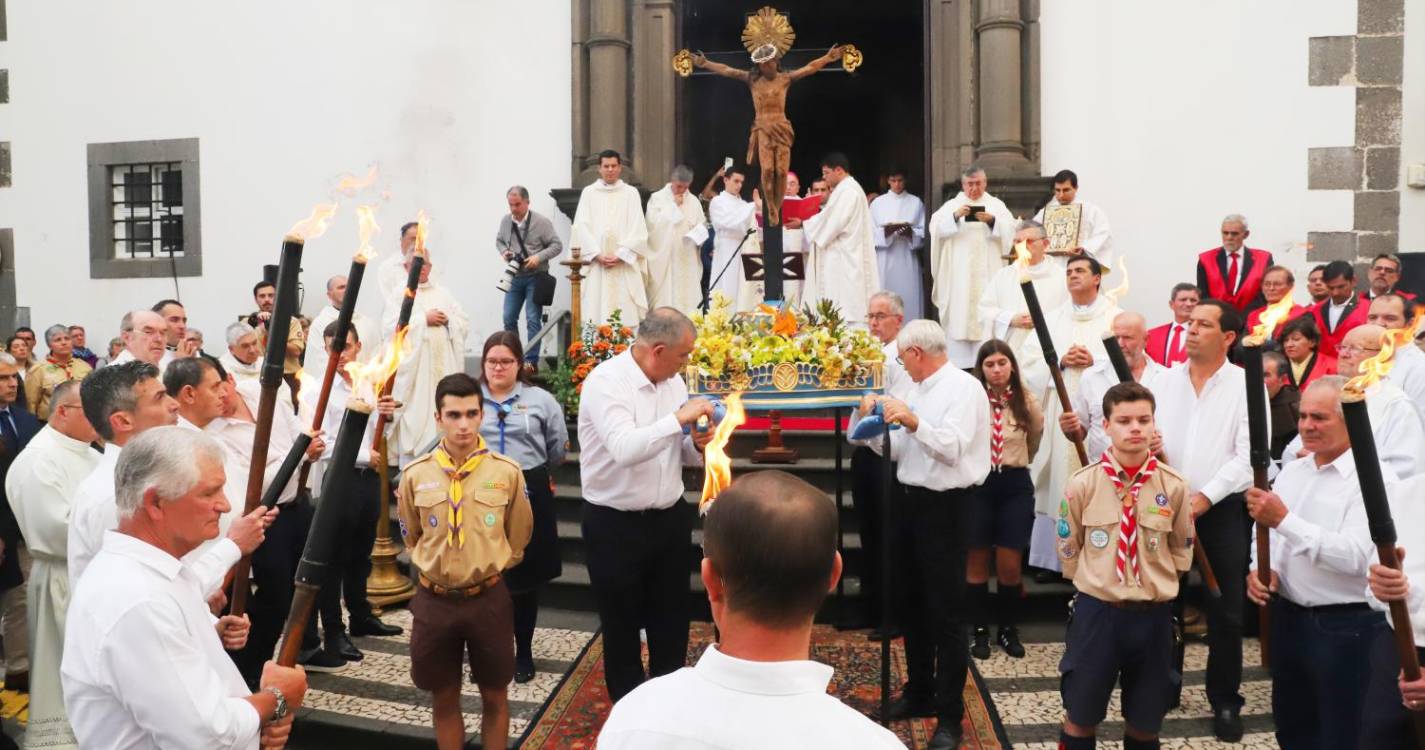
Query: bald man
xmin=107 ymin=310 xmax=174 ymax=370
xmin=1059 ymin=311 xmax=1168 ymax=459
xmin=305 ymin=274 xmax=377 ymax=387
xmin=1281 ymin=324 xmax=1425 ymax=479
xmin=1367 ymin=294 xmax=1425 ymax=414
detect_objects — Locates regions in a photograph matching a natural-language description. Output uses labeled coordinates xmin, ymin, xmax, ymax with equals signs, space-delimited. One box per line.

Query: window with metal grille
xmin=111 ymin=162 xmax=184 ymax=259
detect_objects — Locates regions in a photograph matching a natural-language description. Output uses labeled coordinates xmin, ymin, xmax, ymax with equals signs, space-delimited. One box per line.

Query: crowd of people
xmin=0 ymin=145 xmax=1420 ymax=750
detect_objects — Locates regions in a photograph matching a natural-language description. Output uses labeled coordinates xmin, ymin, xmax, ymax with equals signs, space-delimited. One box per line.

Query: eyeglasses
xmin=1338 ymin=345 xmax=1381 ymax=357
xmin=486 ymin=358 xmax=519 ymax=369
xmin=866 ymin=313 xmax=898 ymax=322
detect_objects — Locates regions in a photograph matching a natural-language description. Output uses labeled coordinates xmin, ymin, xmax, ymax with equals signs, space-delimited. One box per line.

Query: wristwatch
xmin=265 ymin=686 xmax=288 ymax=722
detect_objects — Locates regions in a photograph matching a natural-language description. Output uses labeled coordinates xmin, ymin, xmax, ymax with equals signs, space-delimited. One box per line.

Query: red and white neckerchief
xmin=1100 ymin=452 xmax=1157 ymax=585
xmin=989 ymin=386 xmax=1011 ymax=470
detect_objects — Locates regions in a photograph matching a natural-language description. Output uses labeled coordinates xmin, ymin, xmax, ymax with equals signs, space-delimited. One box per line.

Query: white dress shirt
xmin=1372 ymin=474 xmax=1425 ymax=644
xmin=206 ymin=378 xmax=308 ymax=507
xmin=1154 ymin=361 xmax=1258 ymax=504
xmin=598 ymin=644 xmax=904 ymax=750
xmin=62 ymin=532 xmax=261 ymax=750
xmin=852 ymin=362 xmax=991 ymax=491
xmin=1073 ymin=358 xmax=1169 ymax=459
xmin=106 ymin=349 xmax=175 ymax=371
xmin=577 ymin=350 xmax=701 ymax=510
xmin=1280 ymin=380 xmax=1425 ymax=479
xmin=67 ymin=444 xmax=240 ymax=595
xmin=1253 ymin=450 xmax=1381 ymax=607
xmin=1390 ymin=344 xmax=1425 ymax=414
xmin=881 ymin=340 xmax=912 ymax=399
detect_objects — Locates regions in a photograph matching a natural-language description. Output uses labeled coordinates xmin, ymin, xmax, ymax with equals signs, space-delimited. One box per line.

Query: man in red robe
xmin=1366 ymin=253 xmax=1417 ymax=301
xmin=1307 ymin=260 xmax=1370 ymax=358
xmin=1244 ymin=265 xmax=1309 ymax=332
xmin=1145 ymin=282 xmax=1199 ymax=366
xmin=1195 ymin=214 xmax=1273 ymax=314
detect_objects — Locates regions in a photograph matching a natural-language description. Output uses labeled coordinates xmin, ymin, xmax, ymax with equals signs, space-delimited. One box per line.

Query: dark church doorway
xmin=677 ymin=1 xmax=926 ymax=203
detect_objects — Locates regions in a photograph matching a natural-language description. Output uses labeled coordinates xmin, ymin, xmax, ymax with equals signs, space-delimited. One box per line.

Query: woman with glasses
xmin=967 ymin=339 xmax=1043 ymax=659
xmin=1278 ymin=315 xmax=1335 ymax=390
xmin=478 ymin=331 xmax=568 ymax=682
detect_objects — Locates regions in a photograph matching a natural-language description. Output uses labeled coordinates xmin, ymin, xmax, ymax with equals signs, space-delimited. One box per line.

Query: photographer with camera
xmin=495 ymin=186 xmax=563 ymax=370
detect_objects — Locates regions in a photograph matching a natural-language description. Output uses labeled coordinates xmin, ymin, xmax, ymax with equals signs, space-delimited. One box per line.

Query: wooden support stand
xmin=367 ymin=436 xmax=414 ymax=610
xmin=562 ymin=247 xmax=589 ymax=338
xmin=750 ymin=410 xmax=799 ymax=464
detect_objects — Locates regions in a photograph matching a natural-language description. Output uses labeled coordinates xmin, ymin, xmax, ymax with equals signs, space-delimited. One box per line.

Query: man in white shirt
xmin=599 ymin=471 xmax=904 ymax=750
xmin=221 ymin=322 xmax=295 ymax=410
xmin=851 ymin=319 xmax=991 ymax=750
xmin=868 ymin=170 xmax=926 ymax=321
xmin=1151 ymin=299 xmax=1255 ymax=741
xmin=706 ymin=168 xmax=758 ymax=309
xmin=1246 ymin=376 xmax=1387 ymax=748
xmin=1059 ymin=311 xmax=1169 ymax=459
xmin=1144 ymin=283 xmax=1200 ymax=367
xmin=304 ymin=275 xmax=376 ymax=387
xmin=577 ymin=308 xmax=714 ymax=702
xmin=4 ymin=381 xmax=98 ymax=748
xmin=210 ymin=372 xmax=330 ymax=683
xmin=848 ymin=291 xmax=912 ymax=631
xmin=62 ymin=427 xmax=307 ymax=750
xmin=927 ymin=165 xmax=1015 ymax=366
xmin=574 ymin=149 xmax=652 ymax=326
xmin=107 ymin=309 xmax=173 ymax=370
xmin=792 ymin=153 xmax=881 ymax=325
xmin=68 ymin=361 xmax=263 ymax=595
xmin=1032 ymin=169 xmax=1115 ymax=272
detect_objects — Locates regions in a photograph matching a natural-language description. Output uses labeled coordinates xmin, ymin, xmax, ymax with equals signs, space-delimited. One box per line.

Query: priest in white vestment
xmin=1032 ymin=169 xmax=1116 ymax=273
xmin=868 ymin=173 xmax=927 ymax=321
xmin=573 ymin=151 xmax=651 ymax=327
xmin=978 ymin=220 xmax=1067 ymax=397
xmin=928 ymin=166 xmax=1016 ymax=366
xmin=4 ymin=382 xmax=99 ymax=749
xmin=1022 ymin=256 xmax=1121 ymax=570
xmin=644 ymin=166 xmax=709 ymax=315
xmin=794 ymin=154 xmax=880 ymax=325
xmin=305 ymin=274 xmax=377 ymax=388
xmin=377 ymin=220 xmax=423 ymax=301
xmin=708 ymin=170 xmax=759 ymax=310
xmin=386 ymin=254 xmax=469 ymax=467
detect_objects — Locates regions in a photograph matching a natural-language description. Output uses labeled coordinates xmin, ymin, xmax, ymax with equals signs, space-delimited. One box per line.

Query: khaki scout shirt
xmin=1057 ymin=453 xmax=1193 ymax=603
xmin=25 ymin=357 xmax=92 ymax=421
xmin=396 ymin=448 xmax=533 ymax=589
xmin=991 ymin=388 xmax=1045 ymax=468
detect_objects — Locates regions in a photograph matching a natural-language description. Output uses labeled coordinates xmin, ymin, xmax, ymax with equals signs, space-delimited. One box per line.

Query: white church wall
xmin=1402 ymin=0 xmax=1425 ymax=254
xmin=0 ymin=0 xmax=572 ymax=356
xmin=1040 ymin=0 xmax=1358 ymax=326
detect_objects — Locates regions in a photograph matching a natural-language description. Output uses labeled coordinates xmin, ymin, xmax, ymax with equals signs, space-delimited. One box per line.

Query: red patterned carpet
xmin=519 ymin=623 xmax=1008 ymax=749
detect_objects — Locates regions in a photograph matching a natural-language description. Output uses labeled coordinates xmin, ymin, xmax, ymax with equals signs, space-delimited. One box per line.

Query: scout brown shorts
xmin=409 ymin=579 xmax=515 ymax=691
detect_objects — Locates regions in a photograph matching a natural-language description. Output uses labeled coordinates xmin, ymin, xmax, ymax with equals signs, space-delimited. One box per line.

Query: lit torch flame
xmin=1348 ymin=307 xmax=1425 ymax=398
xmin=1106 ymin=257 xmax=1130 ymax=304
xmin=699 ymin=393 xmax=747 ymax=513
xmin=354 ymin=205 xmax=381 ymax=263
xmin=1245 ymin=293 xmax=1297 ymax=346
xmin=1012 ymin=240 xmax=1032 ymax=283
xmin=413 ymin=209 xmax=430 ymax=256
xmin=288 ymin=202 xmax=340 ymax=241
xmin=346 ymin=327 xmax=409 ymax=404
xmin=333 ymin=166 xmax=379 ymax=197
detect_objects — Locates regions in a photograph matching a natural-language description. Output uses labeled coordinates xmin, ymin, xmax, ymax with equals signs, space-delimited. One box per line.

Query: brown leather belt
xmin=419 ymin=573 xmax=501 ymax=599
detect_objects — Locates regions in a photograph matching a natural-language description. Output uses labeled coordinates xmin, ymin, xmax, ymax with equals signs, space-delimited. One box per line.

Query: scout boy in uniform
xmin=397 ymin=372 xmax=533 ymax=750
xmin=1056 ymin=382 xmax=1193 ymax=750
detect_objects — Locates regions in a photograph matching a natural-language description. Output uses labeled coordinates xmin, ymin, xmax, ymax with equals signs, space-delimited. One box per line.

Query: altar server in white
xmin=793 ymin=153 xmax=880 ymax=325
xmin=868 ymin=170 xmax=926 ymax=321
xmin=386 ymin=251 xmax=469 ymax=467
xmin=707 ymin=169 xmax=758 ymax=310
xmin=978 ymin=220 xmax=1067 ymax=396
xmin=928 ymin=165 xmax=1016 ymax=366
xmin=1032 ymin=169 xmax=1116 ymax=272
xmin=573 ymin=150 xmax=651 ymax=326
xmin=645 ymin=165 xmax=709 ymax=315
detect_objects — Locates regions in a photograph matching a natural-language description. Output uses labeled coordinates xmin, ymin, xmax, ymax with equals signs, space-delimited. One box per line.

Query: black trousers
xmin=582 ymin=501 xmax=692 ymax=703
xmin=234 ymin=496 xmax=312 ymax=685
xmin=316 ymin=467 xmax=381 ymax=634
xmin=895 ymin=485 xmax=971 ymax=727
xmin=1270 ymin=598 xmax=1385 ymax=749
xmin=1359 ymin=629 xmax=1425 ymax=749
xmin=1196 ymin=493 xmax=1248 ymax=711
xmin=850 ymin=447 xmax=901 ymax=624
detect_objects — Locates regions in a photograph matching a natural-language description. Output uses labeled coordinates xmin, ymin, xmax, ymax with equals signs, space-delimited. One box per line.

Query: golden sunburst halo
xmin=741 ymin=7 xmax=795 ymax=58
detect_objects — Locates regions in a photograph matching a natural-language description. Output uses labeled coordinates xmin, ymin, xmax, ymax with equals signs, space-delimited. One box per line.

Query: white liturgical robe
xmin=304 ymin=304 xmax=377 ymax=388
xmin=801 ymin=175 xmax=880 ymax=325
xmin=643 ymin=184 xmax=708 ymax=315
xmin=385 ymin=280 xmax=469 ymax=465
xmin=573 ymin=179 xmax=650 ymax=326
xmin=5 ymin=426 xmax=100 ymax=748
xmin=868 ymin=190 xmax=927 ymax=321
xmin=1023 ymin=294 xmax=1122 ymax=571
xmin=929 ymin=191 xmax=1016 ymax=366
xmin=1033 ymin=197 xmax=1116 ymax=272
xmin=708 ymin=191 xmax=758 ymax=310
xmin=977 ymin=256 xmax=1068 ymax=396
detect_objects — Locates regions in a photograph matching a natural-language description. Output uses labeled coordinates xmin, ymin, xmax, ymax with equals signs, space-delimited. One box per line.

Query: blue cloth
xmin=502 ymin=274 xmax=544 ymax=362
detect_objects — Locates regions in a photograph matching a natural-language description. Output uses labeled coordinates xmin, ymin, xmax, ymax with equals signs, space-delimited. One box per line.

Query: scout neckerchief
xmin=1100 ymin=451 xmax=1157 ymax=585
xmin=434 ymin=438 xmax=491 ymax=548
xmin=989 ymin=385 xmax=1011 ymax=470
xmin=45 ymin=355 xmax=79 ymax=378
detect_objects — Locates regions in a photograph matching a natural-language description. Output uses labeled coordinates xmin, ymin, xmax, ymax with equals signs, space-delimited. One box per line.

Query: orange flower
xmin=772 ymin=309 xmax=798 ymax=336
xmin=613 ymin=343 xmax=627 ymax=354
xmin=598 ymin=324 xmax=613 ymax=338
xmin=594 ymin=340 xmax=611 ymax=353
xmin=619 ymin=326 xmax=633 ymax=338
xmin=568 ymin=342 xmax=584 ymax=357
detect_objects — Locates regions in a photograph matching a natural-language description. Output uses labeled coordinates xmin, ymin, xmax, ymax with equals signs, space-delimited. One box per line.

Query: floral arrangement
xmin=552 ymin=310 xmax=635 ymax=413
xmin=689 ymin=295 xmax=884 ymax=392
